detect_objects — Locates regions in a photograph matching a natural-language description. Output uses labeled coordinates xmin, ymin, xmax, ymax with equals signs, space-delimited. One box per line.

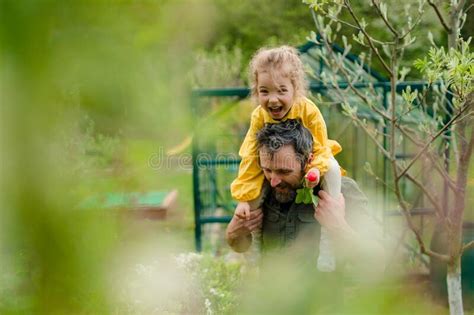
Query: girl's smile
xmin=257 ymin=70 xmax=295 ymax=120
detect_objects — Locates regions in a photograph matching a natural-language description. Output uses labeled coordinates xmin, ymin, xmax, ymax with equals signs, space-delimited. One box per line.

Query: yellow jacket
xmin=230 ymin=97 xmax=342 ymax=202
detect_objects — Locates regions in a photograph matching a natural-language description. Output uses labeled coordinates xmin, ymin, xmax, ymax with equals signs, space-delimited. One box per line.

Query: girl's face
xmin=257 ymin=70 xmax=295 ymax=120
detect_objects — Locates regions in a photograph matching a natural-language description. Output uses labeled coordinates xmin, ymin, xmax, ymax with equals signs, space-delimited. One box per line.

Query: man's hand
xmin=314 ymin=189 xmax=385 ymax=270
xmin=226 ymin=208 xmax=263 ymax=253
xmin=313 ymin=190 xmax=350 ymax=233
xmin=227 ymin=208 xmax=263 ymax=239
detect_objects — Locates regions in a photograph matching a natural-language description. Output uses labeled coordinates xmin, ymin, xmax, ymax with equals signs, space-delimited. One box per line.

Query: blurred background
xmin=0 ymin=0 xmax=472 ymax=314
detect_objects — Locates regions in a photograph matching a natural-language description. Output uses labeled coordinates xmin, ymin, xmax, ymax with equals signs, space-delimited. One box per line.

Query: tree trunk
xmin=444 ymin=2 xmax=467 ymax=314
xmin=447 ymin=257 xmax=464 ymax=315
xmin=445 ymin=106 xmax=470 ymax=314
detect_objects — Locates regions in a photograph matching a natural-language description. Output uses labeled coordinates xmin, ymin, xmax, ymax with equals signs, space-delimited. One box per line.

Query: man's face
xmin=259 ymin=145 xmax=305 ymax=203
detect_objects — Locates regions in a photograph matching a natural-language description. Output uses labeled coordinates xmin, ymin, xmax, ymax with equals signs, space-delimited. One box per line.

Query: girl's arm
xmin=230 ymin=108 xmax=266 ymax=202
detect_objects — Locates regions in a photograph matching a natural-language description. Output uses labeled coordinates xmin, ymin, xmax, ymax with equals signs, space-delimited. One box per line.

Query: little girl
xmin=231 ymin=45 xmax=342 ymax=272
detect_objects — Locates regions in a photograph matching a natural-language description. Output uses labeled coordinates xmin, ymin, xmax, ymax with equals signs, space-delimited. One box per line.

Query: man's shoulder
xmin=341 ymin=177 xmax=384 ymax=243
xmin=341 ymin=176 xmax=368 ymax=206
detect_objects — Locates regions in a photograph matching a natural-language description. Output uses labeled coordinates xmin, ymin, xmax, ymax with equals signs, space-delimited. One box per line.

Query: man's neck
xmin=268 ymin=191 xmax=295 ymax=213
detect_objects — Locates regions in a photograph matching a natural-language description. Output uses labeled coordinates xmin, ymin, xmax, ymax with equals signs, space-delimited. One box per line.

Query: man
xmin=226 ymin=119 xmax=382 ymax=267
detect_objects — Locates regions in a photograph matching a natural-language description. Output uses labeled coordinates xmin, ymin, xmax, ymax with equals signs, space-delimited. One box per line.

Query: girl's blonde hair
xmin=249 ymin=45 xmax=308 ymax=101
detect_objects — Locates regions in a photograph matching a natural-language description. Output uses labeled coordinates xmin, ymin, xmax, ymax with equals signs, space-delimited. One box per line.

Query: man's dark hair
xmin=256 ymin=119 xmax=313 ymax=169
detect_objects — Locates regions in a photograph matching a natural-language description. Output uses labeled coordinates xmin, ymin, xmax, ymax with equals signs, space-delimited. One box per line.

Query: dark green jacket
xmin=261 ymin=177 xmax=369 ymax=257
xmin=255 ymin=178 xmax=375 ymax=311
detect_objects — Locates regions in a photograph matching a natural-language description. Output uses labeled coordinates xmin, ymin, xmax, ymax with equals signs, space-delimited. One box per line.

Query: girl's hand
xmin=235 ymin=201 xmax=251 ymax=220
xmin=226 ymin=207 xmax=263 ymax=251
xmin=305 ymin=168 xmax=320 ymax=188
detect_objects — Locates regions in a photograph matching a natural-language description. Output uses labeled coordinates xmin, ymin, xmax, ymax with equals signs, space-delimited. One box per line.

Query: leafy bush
xmin=116 ymin=252 xmax=243 ymax=315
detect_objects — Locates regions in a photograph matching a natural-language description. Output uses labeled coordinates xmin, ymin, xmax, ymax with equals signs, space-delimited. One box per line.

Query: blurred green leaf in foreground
xmin=0 ymin=0 xmax=216 ymax=313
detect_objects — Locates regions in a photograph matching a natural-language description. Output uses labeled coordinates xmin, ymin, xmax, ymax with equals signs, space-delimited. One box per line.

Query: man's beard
xmin=272 ymin=182 xmax=298 ymax=203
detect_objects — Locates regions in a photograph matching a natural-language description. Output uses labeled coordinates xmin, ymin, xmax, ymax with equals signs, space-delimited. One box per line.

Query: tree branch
xmin=348 ymin=111 xmax=392 ymax=157
xmin=424 ymin=248 xmax=451 ymax=262
xmin=396 ymin=102 xmax=420 ymax=121
xmin=403 ymin=171 xmax=443 ymax=217
xmin=371 ymin=0 xmax=400 ymax=38
xmin=309 ymin=12 xmax=392 ymax=123
xmin=313 ymin=6 xmax=392 ymax=123
xmin=343 ymin=0 xmax=393 ymax=76
xmin=463 ymin=95 xmax=474 ymax=160
xmin=427 ymin=0 xmax=452 ymax=33
xmin=327 ymin=14 xmax=360 ymax=30
xmin=394 ymin=86 xmax=431 ymax=125
xmin=396 ymin=104 xmax=469 ymax=181
xmin=463 ymin=241 xmax=474 ymax=254
xmin=397 ymin=124 xmax=458 ymax=192
xmin=336 ymin=69 xmax=391 ymax=120
xmin=465 ymin=3 xmax=474 ymax=14
xmin=399 ymin=202 xmax=451 ymax=262
xmin=400 ymin=9 xmax=425 ymax=40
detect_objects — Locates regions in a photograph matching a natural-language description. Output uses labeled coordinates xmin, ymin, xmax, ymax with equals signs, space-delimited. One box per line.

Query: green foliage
xmin=56 ymin=112 xmax=121 ymax=176
xmin=183 ymin=254 xmax=242 ymax=315
xmin=190 ymin=45 xmax=245 ymax=88
xmin=0 ymin=1 xmax=215 ymax=313
xmin=203 ymin=0 xmax=315 ymax=80
xmin=118 ymin=253 xmax=243 ymax=314
xmin=296 ymin=186 xmax=319 ymax=206
xmin=210 ymin=0 xmax=313 ymax=47
xmin=401 ymin=85 xmax=418 ymax=106
xmin=302 ymin=0 xmax=449 ymax=79
xmin=303 ymin=0 xmax=343 ymax=12
xmin=414 ymin=38 xmax=473 ymax=107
